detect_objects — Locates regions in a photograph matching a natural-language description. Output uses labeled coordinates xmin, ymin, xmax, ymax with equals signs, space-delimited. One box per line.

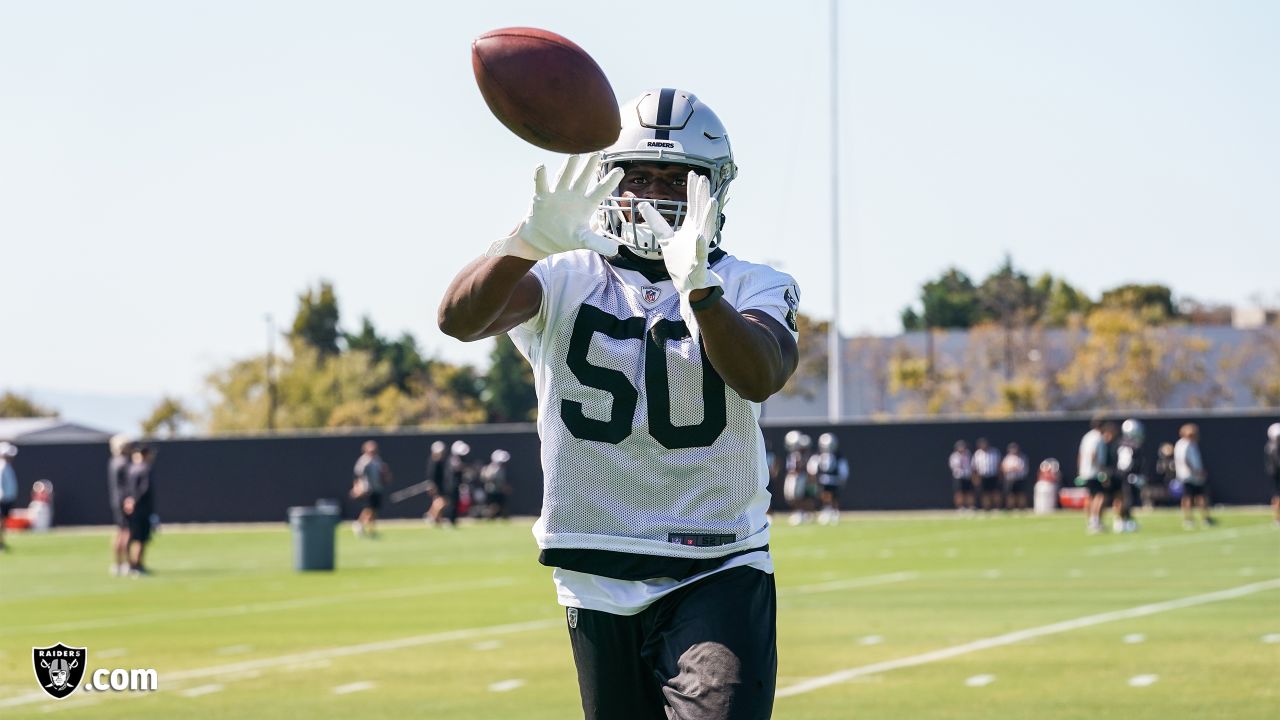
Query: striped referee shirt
xmin=973 ymin=448 xmax=1001 ymax=479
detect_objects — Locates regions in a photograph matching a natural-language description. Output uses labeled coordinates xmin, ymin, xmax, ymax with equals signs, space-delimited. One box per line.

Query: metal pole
xmin=827 ymin=0 xmax=843 ymax=424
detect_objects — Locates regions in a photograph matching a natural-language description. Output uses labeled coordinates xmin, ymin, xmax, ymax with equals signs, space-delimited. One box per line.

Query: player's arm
xmin=438 ymin=154 xmax=622 ymax=342
xmin=438 ymin=256 xmax=541 ymax=342
xmin=640 ymin=172 xmax=798 ymax=402
xmin=691 ymin=298 xmax=798 ymax=402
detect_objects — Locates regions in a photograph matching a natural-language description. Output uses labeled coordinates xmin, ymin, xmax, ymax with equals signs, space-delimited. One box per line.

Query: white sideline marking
xmin=216 ymin=644 xmax=253 ymax=655
xmin=488 ymin=679 xmax=525 ymax=693
xmin=0 ymin=618 xmax=557 ymax=710
xmin=7 ymin=577 xmax=515 ymax=637
xmin=1128 ymin=674 xmax=1159 ymax=687
xmin=1262 ymin=633 xmax=1280 ymax=644
xmin=39 ymin=697 xmax=99 ymax=713
xmin=96 ymin=648 xmax=127 ymax=658
xmin=965 ymin=674 xmax=995 ymax=687
xmin=333 ymin=681 xmax=375 ymax=695
xmin=776 ymin=578 xmax=1280 ymax=699
xmin=181 ymin=684 xmax=224 ymax=698
xmin=284 ymin=660 xmax=332 ymax=672
xmin=471 ymin=640 xmax=503 ymax=651
xmin=858 ymin=635 xmax=884 ymax=646
xmin=1122 ymin=634 xmax=1145 ymax=644
xmin=782 ymin=572 xmax=918 ymax=596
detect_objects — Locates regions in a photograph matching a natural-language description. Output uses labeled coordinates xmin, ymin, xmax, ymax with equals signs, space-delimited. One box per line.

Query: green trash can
xmin=287 ymin=505 xmax=340 ymax=571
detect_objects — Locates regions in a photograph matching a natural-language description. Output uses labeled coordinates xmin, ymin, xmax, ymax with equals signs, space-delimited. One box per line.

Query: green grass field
xmin=1 ymin=509 xmax=1277 ymax=718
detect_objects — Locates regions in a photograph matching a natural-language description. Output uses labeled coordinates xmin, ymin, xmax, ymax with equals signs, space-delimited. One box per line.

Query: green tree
xmin=0 ymin=391 xmax=56 ymax=418
xmin=1034 ymin=274 xmax=1093 ymax=326
xmin=920 ymin=268 xmax=981 ymax=329
xmin=290 ymin=281 xmax=342 ymax=357
xmin=344 ymin=316 xmax=429 ymax=392
xmin=976 ymin=256 xmax=1039 ymax=379
xmin=140 ymin=396 xmax=193 ymax=437
xmin=483 ymin=335 xmax=538 ymax=423
xmin=1098 ymin=283 xmax=1178 ymax=323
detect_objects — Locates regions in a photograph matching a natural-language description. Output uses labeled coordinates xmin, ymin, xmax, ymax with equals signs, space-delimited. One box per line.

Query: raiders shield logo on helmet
xmin=33 ymin=643 xmax=87 ymax=699
xmin=566 ymin=607 xmax=579 ymax=629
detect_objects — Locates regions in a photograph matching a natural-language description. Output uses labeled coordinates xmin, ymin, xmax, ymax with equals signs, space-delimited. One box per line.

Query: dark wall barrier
xmin=7 ymin=412 xmax=1277 ymax=526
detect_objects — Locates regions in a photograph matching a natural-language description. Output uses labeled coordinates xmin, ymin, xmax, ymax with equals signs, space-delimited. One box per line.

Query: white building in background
xmin=764 ymin=323 xmax=1279 ymax=423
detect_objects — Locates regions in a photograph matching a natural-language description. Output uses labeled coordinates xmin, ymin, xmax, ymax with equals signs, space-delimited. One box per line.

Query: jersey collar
xmin=605 ymin=246 xmax=727 ymax=283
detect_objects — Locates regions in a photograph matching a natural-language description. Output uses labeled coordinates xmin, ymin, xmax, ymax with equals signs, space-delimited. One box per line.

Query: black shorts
xmin=1181 ymin=482 xmax=1206 ymax=498
xmin=567 ymin=565 xmax=777 ymax=720
xmin=953 ymin=477 xmax=974 ymax=493
xmin=128 ymin=512 xmax=152 ymax=543
xmin=1006 ymin=479 xmax=1027 ymax=496
xmin=365 ymin=491 xmax=382 ymax=511
xmin=0 ymin=501 xmax=12 ymax=519
xmin=980 ymin=476 xmax=1000 ymax=493
xmin=818 ymin=482 xmax=841 ymax=499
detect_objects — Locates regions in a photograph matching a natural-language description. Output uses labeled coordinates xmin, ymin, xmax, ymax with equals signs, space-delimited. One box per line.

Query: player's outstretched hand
xmin=638 ymin=172 xmax=722 ymax=299
xmin=487 ymin=153 xmax=623 ymax=261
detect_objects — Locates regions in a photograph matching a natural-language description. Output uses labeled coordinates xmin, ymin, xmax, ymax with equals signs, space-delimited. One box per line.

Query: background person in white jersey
xmin=439 ymin=89 xmax=799 ymax=719
xmin=1175 ymin=423 xmax=1215 ymax=529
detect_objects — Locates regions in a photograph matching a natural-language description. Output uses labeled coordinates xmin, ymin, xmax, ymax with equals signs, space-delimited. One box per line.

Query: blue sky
xmin=1 ymin=0 xmax=1277 ymax=429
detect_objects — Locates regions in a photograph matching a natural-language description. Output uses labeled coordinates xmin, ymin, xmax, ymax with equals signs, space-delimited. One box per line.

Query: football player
xmin=439 ymin=89 xmax=799 ymax=719
xmin=782 ymin=430 xmax=815 ymax=525
xmin=1114 ymin=419 xmax=1145 ymax=533
xmin=809 ymin=433 xmax=848 ymax=525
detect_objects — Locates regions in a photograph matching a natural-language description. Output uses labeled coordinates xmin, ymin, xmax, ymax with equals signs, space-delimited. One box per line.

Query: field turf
xmin=1 ymin=509 xmax=1277 ymax=718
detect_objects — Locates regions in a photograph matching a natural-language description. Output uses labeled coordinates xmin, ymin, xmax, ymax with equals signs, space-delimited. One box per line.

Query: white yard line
xmin=0 ymin=618 xmax=558 ymax=710
xmin=180 ymin=684 xmax=225 ymax=698
xmin=332 ymin=681 xmax=375 ymax=695
xmin=781 ymin=572 xmax=919 ymax=596
xmin=487 ymin=679 xmax=526 ymax=693
xmin=5 ymin=577 xmax=514 ymax=637
xmin=777 ymin=578 xmax=1280 ymax=699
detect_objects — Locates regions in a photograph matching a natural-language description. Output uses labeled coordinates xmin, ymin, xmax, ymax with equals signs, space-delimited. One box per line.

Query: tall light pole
xmin=827 ymin=0 xmax=843 ymax=424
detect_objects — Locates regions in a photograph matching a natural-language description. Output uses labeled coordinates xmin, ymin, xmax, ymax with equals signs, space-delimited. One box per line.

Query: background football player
xmin=439 ymin=89 xmax=799 ymax=719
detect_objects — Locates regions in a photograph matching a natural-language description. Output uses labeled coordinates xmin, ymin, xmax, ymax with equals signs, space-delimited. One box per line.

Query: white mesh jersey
xmin=509 ymin=249 xmax=800 ymax=560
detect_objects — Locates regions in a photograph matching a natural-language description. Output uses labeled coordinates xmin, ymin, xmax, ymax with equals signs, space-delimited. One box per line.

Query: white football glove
xmin=637 ymin=172 xmax=724 ymax=337
xmin=487 ymin=154 xmax=623 ymax=261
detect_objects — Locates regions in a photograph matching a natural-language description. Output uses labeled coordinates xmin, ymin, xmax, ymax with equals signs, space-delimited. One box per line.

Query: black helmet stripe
xmin=653 ymin=88 xmax=676 ymax=140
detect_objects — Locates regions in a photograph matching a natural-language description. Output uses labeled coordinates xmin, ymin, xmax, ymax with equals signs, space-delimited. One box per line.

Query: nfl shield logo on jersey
xmin=567 ymin=607 xmax=579 ymax=629
xmin=640 ymin=285 xmax=662 ymax=306
xmin=33 ymin=643 xmax=87 ymax=699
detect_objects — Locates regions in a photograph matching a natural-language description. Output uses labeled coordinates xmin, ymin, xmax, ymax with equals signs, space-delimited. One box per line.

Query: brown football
xmin=471 ymin=27 xmax=621 ymax=153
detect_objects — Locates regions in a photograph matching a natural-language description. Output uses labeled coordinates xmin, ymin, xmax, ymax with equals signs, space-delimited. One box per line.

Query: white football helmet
xmin=596 ymin=89 xmax=737 ymax=258
xmin=1121 ymin=419 xmax=1145 ymax=446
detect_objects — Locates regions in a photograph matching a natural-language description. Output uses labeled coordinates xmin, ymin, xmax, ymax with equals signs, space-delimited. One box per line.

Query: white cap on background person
xmin=0 ymin=442 xmax=17 ymax=458
xmin=1268 ymin=423 xmax=1280 ymax=441
xmin=491 ymin=449 xmax=511 ymax=464
xmin=451 ymin=440 xmax=471 ymax=457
